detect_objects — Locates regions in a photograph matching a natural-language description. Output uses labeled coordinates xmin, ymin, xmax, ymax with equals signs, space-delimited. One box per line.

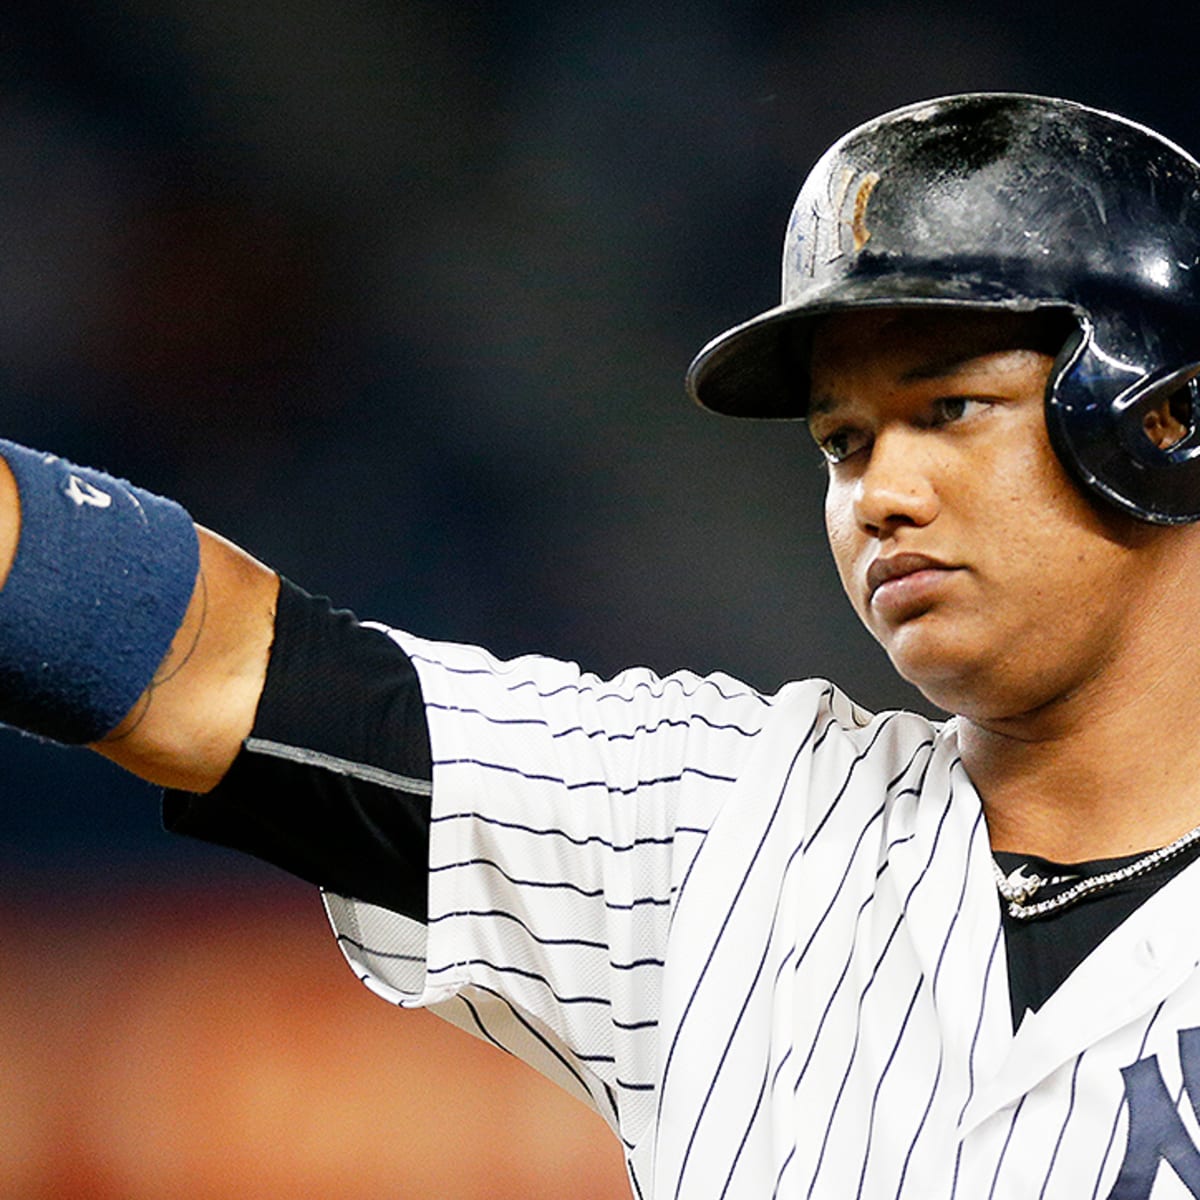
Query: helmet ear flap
xmin=1048 ymin=333 xmax=1200 ymax=525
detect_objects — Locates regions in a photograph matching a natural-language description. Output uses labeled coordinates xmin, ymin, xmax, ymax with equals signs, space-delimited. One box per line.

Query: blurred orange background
xmin=0 ymin=884 xmax=630 ymax=1199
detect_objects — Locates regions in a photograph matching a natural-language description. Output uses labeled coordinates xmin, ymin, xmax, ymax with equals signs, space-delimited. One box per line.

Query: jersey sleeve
xmin=165 ymin=579 xmax=774 ymax=1143
xmin=326 ymin=633 xmax=774 ymax=1138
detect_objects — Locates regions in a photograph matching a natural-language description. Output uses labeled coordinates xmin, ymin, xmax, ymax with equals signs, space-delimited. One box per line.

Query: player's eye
xmin=928 ymin=396 xmax=986 ymax=427
xmin=816 ymin=426 xmax=870 ymax=464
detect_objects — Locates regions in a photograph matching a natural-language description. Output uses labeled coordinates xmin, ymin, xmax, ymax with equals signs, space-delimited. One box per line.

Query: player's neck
xmin=960 ymin=595 xmax=1200 ymax=862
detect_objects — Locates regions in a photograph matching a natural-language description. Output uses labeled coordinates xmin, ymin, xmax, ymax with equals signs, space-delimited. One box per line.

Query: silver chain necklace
xmin=993 ymin=820 xmax=1200 ymax=921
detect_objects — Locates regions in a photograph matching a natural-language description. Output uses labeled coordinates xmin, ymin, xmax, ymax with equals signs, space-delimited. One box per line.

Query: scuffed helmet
xmin=687 ymin=93 xmax=1200 ymax=524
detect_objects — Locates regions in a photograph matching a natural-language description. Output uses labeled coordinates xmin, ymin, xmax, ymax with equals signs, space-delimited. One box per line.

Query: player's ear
xmin=1141 ymin=388 xmax=1193 ymax=451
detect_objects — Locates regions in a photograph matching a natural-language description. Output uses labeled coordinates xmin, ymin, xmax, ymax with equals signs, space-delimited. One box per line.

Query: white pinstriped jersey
xmin=324 ymin=631 xmax=1200 ymax=1200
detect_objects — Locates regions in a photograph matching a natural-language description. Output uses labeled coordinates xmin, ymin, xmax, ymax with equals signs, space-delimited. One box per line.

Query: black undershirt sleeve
xmin=162 ymin=578 xmax=433 ymax=922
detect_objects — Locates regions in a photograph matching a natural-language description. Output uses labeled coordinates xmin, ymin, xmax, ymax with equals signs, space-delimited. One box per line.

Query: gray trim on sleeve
xmin=244 ymin=736 xmax=434 ymax=797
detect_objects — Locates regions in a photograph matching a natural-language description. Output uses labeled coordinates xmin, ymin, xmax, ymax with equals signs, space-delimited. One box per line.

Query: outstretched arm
xmin=94 ymin=526 xmax=279 ymax=792
xmin=0 ymin=451 xmax=279 ymax=795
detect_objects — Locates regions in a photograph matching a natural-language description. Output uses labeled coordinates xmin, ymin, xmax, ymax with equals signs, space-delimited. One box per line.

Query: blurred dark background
xmin=0 ymin=2 xmax=1195 ymax=1191
xmin=5 ymin=0 xmax=1192 ymax=888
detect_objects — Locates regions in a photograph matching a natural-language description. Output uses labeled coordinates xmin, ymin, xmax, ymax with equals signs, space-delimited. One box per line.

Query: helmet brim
xmin=685 ymin=275 xmax=1063 ymax=419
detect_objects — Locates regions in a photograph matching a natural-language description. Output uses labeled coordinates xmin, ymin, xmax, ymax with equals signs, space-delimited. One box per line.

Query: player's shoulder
xmin=770 ymin=674 xmax=954 ymax=762
xmin=751 ymin=680 xmax=963 ymax=844
xmin=774 ymin=674 xmax=942 ymax=728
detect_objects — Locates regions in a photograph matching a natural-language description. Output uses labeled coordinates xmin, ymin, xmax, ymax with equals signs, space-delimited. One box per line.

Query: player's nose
xmin=851 ymin=428 xmax=940 ymax=536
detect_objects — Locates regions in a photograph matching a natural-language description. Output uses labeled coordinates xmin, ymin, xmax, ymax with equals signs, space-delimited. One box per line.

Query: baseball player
xmin=1 ymin=92 xmax=1199 ymax=1198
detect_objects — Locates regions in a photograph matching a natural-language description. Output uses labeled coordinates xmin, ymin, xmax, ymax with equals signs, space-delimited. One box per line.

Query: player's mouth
xmin=866 ymin=552 xmax=959 ymax=622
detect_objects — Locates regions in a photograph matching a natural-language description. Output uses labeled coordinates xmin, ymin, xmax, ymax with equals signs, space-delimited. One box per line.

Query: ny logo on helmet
xmin=794 ymin=166 xmax=880 ymax=277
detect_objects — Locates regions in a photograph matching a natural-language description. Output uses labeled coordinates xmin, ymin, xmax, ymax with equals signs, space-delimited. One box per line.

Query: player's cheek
xmin=822 ymin=487 xmax=867 ymax=616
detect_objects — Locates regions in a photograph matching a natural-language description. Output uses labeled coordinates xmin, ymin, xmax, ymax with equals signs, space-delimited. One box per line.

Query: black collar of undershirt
xmin=994 ymin=841 xmax=1200 ymax=1031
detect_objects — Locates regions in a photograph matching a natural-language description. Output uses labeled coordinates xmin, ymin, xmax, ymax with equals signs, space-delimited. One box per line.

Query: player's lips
xmin=866 ymin=553 xmax=959 ymax=620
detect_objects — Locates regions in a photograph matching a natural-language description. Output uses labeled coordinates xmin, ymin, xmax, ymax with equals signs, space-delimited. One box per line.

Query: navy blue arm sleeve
xmin=162 ymin=578 xmax=433 ymax=922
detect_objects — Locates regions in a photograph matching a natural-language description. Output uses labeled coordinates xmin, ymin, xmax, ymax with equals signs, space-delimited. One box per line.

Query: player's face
xmin=808 ymin=308 xmax=1179 ymax=721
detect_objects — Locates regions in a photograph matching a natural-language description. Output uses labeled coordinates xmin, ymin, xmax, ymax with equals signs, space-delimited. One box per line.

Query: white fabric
xmin=325 ymin=632 xmax=1200 ymax=1200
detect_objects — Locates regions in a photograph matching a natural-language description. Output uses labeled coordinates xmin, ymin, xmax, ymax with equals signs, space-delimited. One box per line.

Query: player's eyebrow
xmin=806 ymin=354 xmax=988 ymax=417
xmin=807 ymin=348 xmax=1003 ymax=413
xmin=806 ymin=392 xmax=840 ymax=418
xmin=806 ymin=336 xmax=1051 ymax=420
xmin=897 ymin=348 xmax=1004 ymax=383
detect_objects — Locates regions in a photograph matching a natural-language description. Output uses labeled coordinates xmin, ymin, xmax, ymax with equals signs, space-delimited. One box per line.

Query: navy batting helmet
xmin=686 ymin=93 xmax=1200 ymax=525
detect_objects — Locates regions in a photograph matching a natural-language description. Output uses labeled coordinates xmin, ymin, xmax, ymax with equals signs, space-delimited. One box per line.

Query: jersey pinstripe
xmin=323 ymin=630 xmax=1200 ymax=1199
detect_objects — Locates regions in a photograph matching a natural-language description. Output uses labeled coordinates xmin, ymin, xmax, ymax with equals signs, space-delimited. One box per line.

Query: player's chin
xmin=879 ymin=618 xmax=996 ymax=714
